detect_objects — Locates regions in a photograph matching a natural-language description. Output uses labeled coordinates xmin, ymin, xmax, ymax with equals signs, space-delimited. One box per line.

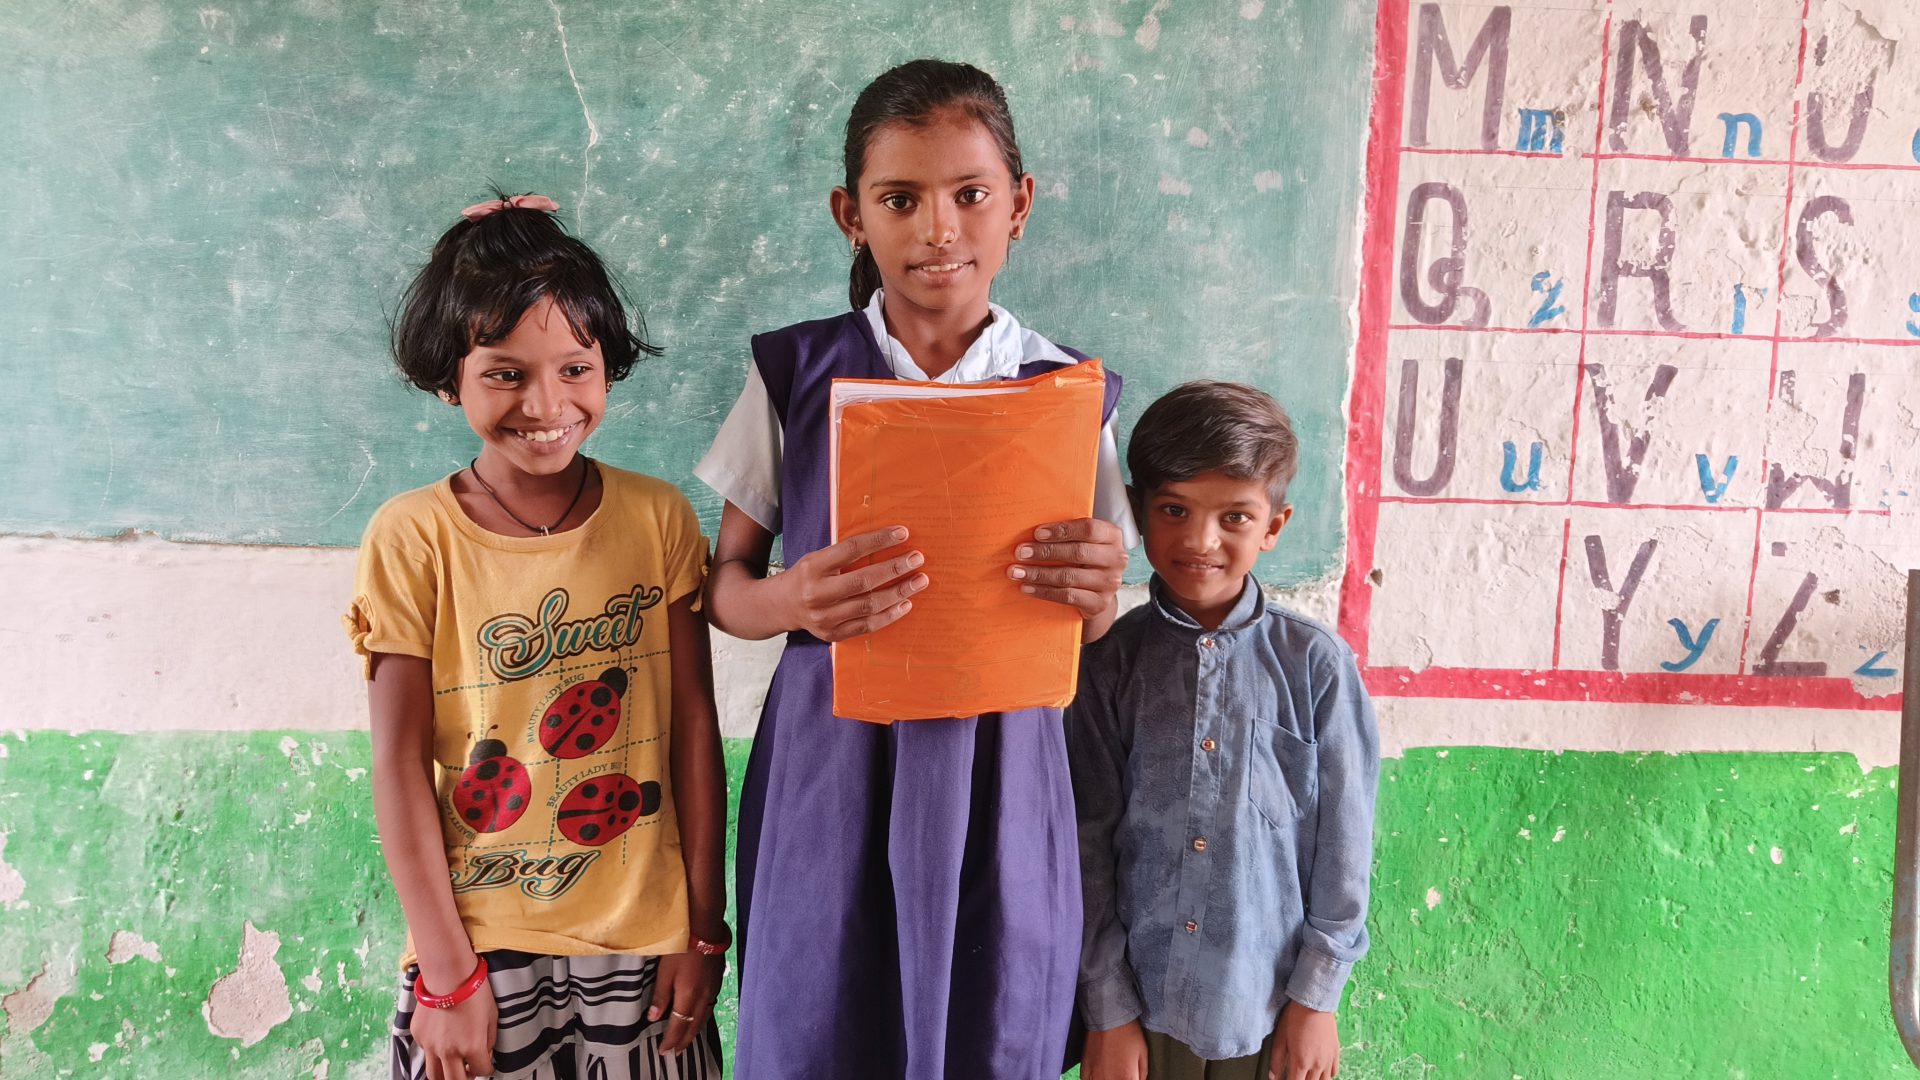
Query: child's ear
xmin=1010 ymin=172 xmax=1035 ymax=240
xmin=1259 ymin=503 xmax=1293 ymax=552
xmin=829 ymin=186 xmax=862 ymax=249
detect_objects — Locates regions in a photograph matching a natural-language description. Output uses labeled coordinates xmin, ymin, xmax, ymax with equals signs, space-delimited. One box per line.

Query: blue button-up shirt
xmin=1068 ymin=574 xmax=1379 ymax=1059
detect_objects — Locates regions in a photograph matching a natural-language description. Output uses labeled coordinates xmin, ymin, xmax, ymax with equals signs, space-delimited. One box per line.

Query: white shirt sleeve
xmin=692 ymin=363 xmax=783 ymax=533
xmin=1094 ymin=421 xmax=1140 ymax=550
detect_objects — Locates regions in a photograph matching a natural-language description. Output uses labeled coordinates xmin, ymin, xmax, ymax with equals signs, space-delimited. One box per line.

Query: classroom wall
xmin=2 ymin=1 xmax=1914 ymax=1078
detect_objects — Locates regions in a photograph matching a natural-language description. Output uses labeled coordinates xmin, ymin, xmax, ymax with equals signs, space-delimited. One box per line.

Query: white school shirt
xmin=694 ymin=289 xmax=1140 ymax=548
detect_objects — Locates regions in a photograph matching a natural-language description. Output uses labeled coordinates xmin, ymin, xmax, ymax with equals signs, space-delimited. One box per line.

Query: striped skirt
xmin=391 ymin=951 xmax=723 ymax=1079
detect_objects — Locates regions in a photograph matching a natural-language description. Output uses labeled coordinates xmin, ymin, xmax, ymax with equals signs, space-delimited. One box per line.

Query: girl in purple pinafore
xmin=694 ymin=60 xmax=1136 ymax=1078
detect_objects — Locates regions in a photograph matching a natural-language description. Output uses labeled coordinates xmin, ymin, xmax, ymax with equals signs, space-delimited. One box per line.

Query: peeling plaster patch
xmin=1771 ymin=846 xmax=1785 ymax=865
xmin=1551 ymin=827 xmax=1567 ymax=843
xmin=1425 ymin=887 xmax=1443 ymax=910
xmin=1240 ymin=0 xmax=1265 ymax=17
xmin=0 ymin=834 xmax=25 ymax=905
xmin=1136 ymin=0 xmax=1171 ymax=50
xmin=302 ymin=970 xmax=322 ymax=994
xmin=1186 ymin=126 xmax=1210 ymax=148
xmin=4 ymin=953 xmax=75 ymax=1034
xmin=1159 ymin=174 xmax=1192 ymax=196
xmin=89 ymin=1043 xmax=108 ymax=1062
xmin=203 ymin=923 xmax=292 ymax=1047
xmin=1253 ymin=170 xmax=1284 ymax=193
xmin=107 ymin=930 xmax=161 ymax=965
xmin=1841 ymin=822 xmax=1859 ymax=835
xmin=1059 ymin=14 xmax=1124 ymax=36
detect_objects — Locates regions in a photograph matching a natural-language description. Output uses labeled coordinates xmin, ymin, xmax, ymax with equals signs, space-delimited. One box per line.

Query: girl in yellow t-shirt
xmin=346 ymin=193 xmax=727 ymax=1080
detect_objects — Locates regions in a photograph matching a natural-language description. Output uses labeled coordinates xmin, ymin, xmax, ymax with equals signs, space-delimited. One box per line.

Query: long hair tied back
xmin=841 ymin=59 xmax=1025 ymax=310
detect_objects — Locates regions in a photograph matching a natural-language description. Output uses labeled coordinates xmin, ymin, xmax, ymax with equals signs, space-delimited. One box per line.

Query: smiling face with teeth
xmin=1139 ymin=470 xmax=1292 ymax=630
xmin=832 ymin=106 xmax=1034 ymax=342
xmin=453 ymin=295 xmax=608 ymax=483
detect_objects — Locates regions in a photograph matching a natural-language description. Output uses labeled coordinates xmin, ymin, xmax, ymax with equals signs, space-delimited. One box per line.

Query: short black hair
xmin=1127 ymin=381 xmax=1299 ymax=506
xmin=391 ymin=191 xmax=660 ymax=397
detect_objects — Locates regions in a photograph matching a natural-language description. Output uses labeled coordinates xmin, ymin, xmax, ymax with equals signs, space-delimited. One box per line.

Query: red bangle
xmin=690 ymin=928 xmax=731 ymax=956
xmin=413 ymin=956 xmax=488 ymax=1010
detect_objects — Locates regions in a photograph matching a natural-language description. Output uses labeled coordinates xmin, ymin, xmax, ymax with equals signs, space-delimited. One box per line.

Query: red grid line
xmin=1376 ymin=495 xmax=1890 ymax=516
xmin=1738 ymin=0 xmax=1813 ymax=673
xmin=1334 ymin=0 xmax=1407 ymax=670
xmin=1549 ymin=0 xmax=1615 ymax=677
xmin=1403 ymin=146 xmax=1920 ymax=174
xmin=1336 ymin=1 xmax=1896 ymax=709
xmin=1549 ymin=517 xmax=1572 ymax=667
xmin=1387 ymin=323 xmax=1920 ymax=347
xmin=1363 ymin=666 xmax=1901 ymax=711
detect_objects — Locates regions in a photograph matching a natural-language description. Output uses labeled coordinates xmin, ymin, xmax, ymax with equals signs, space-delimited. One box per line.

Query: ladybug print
xmin=554 ymin=773 xmax=662 ymax=846
xmin=539 ymin=667 xmax=629 ymax=760
xmin=452 ymin=739 xmax=530 ymax=833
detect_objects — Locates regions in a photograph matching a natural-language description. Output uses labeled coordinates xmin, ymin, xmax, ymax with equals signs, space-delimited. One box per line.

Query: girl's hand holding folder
xmin=1008 ymin=516 xmax=1128 ymax=626
xmin=782 ymin=525 xmax=930 ymax=643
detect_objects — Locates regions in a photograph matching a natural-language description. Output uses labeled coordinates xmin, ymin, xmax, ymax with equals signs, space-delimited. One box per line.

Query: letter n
xmin=1608 ymin=16 xmax=1708 ymax=155
xmin=1409 ymin=4 xmax=1512 ymax=150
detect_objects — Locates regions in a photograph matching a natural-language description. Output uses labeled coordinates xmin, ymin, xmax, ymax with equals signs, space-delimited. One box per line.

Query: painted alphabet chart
xmin=1340 ymin=0 xmax=1919 ymax=708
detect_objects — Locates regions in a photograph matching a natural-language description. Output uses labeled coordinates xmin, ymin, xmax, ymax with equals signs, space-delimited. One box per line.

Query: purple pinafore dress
xmin=732 ymin=311 xmax=1122 ymax=1079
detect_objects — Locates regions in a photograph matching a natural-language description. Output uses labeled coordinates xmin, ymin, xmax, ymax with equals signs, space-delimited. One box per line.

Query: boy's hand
xmin=1082 ymin=1018 xmax=1149 ymax=1080
xmin=782 ymin=526 xmax=928 ymax=641
xmin=647 ymin=951 xmax=723 ymax=1054
xmin=1271 ymin=1001 xmax=1340 ymax=1080
xmin=1009 ymin=517 xmax=1127 ymax=621
xmin=410 ymin=976 xmax=497 ymax=1080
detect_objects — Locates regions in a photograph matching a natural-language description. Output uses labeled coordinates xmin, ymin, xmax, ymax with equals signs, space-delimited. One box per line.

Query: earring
xmin=1011 ymin=226 xmax=1024 ymax=240
xmin=851 ymin=237 xmax=863 ymax=256
xmin=438 ymin=390 xmax=458 ymax=405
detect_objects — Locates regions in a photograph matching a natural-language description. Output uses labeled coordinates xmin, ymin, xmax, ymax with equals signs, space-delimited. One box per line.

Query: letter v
xmin=1695 ymin=454 xmax=1737 ymax=504
xmin=1586 ymin=363 xmax=1678 ymax=503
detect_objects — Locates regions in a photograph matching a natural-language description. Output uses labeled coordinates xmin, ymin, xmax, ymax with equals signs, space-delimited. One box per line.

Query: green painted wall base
xmin=0 ymin=735 xmax=1903 ymax=1077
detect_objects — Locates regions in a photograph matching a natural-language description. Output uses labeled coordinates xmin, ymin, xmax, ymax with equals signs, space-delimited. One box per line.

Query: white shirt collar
xmin=862 ymin=289 xmax=1073 ymax=383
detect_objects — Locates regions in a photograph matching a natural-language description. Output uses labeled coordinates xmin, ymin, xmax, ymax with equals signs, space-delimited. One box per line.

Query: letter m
xmin=1409 ymin=4 xmax=1512 ymax=150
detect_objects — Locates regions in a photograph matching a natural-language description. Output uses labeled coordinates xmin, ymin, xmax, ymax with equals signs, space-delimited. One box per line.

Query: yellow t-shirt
xmin=345 ymin=464 xmax=708 ymax=963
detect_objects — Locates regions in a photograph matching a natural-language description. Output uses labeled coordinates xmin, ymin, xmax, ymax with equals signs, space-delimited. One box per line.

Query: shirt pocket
xmin=1248 ymin=719 xmax=1317 ymax=829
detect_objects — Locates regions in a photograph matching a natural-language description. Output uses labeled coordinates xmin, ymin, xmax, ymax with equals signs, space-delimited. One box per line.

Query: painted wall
xmin=2 ymin=2 xmax=1916 ymax=1080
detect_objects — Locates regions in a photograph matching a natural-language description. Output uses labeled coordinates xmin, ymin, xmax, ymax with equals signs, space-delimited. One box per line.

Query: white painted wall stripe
xmin=1 ymin=535 xmax=1892 ymax=763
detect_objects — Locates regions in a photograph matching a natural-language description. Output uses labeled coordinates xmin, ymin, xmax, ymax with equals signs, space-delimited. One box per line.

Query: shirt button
xmin=1201 ymin=738 xmax=1217 ymax=752
xmin=1192 ymin=837 xmax=1208 ymax=852
xmin=1184 ymin=920 xmax=1198 ymax=933
xmin=1200 ymin=637 xmax=1215 ymax=649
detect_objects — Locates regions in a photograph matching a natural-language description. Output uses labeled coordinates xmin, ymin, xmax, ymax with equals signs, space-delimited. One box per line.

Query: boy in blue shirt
xmin=1071 ymin=381 xmax=1379 ymax=1080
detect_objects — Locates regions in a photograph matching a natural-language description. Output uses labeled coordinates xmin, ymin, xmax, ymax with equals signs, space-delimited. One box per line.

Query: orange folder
xmin=830 ymin=359 xmax=1107 ymax=722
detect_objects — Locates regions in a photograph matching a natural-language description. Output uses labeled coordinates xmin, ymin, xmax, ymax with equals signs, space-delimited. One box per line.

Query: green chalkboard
xmin=1 ymin=0 xmax=1376 ymax=585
